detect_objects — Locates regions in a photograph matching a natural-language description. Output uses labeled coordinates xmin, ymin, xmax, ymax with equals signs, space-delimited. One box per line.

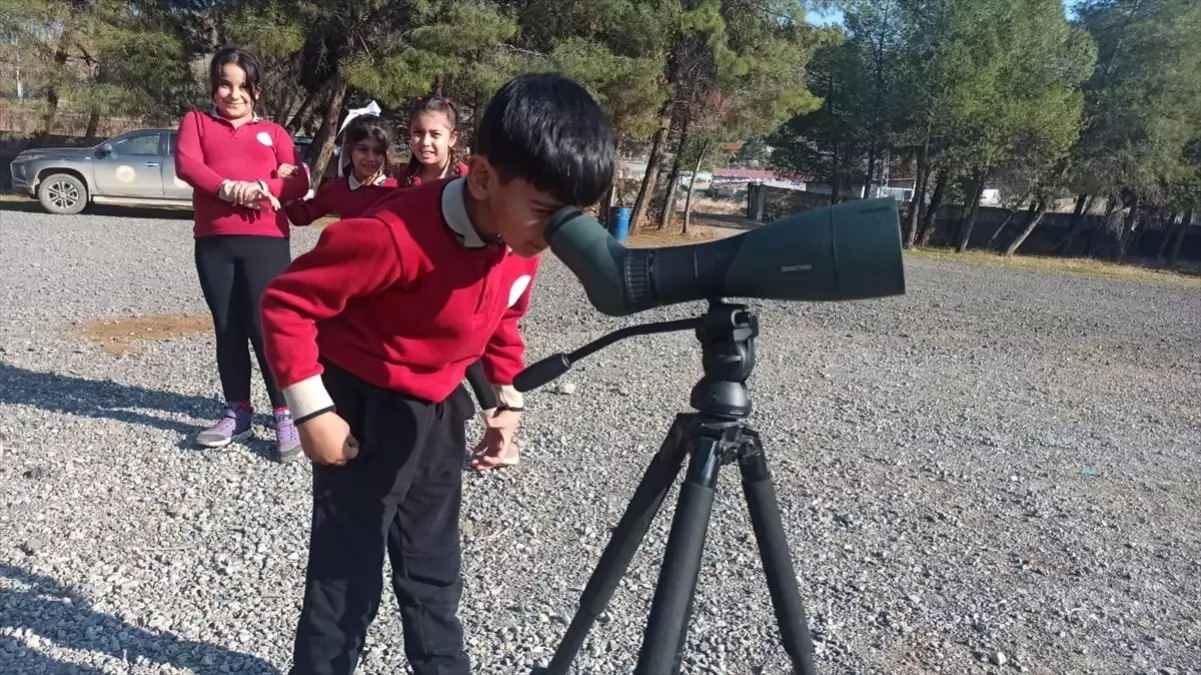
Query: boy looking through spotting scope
xmin=259 ymin=73 xmax=615 ymax=674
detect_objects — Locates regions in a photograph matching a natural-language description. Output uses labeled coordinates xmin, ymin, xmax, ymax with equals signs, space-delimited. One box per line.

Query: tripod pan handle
xmin=513 ymin=353 xmax=573 ymax=392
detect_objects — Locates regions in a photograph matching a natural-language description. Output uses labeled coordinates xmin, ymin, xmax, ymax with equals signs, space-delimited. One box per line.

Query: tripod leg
xmin=636 ymin=428 xmax=724 ymax=675
xmin=738 ymin=438 xmax=817 ymax=675
xmin=536 ymin=416 xmax=693 ymax=675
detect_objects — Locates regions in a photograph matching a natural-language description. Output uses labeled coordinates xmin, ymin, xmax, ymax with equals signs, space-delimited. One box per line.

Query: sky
xmin=806 ymin=0 xmax=1077 ymax=27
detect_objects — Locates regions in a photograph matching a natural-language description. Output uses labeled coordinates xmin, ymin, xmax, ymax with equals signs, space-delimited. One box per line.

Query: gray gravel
xmin=2 ymin=204 xmax=1200 ymax=675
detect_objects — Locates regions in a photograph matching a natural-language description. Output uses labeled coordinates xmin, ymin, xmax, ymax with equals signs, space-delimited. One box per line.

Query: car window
xmin=110 ymin=133 xmax=162 ymax=157
xmin=165 ymin=132 xmax=177 ymax=156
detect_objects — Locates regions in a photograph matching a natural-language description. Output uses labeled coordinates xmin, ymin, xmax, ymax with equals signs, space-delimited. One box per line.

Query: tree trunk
xmin=682 ymin=138 xmax=710 ymax=235
xmin=1058 ymin=194 xmax=1093 ymax=255
xmin=34 ymin=37 xmax=72 ymax=147
xmin=598 ymin=185 xmax=614 ymax=229
xmin=1064 ymin=193 xmax=1088 ymax=237
xmin=1116 ymin=196 xmax=1141 ymax=263
xmin=598 ymin=149 xmax=623 ymax=227
xmin=955 ymin=173 xmax=988 ymax=253
xmin=657 ymin=167 xmax=682 ymax=230
xmin=658 ymin=135 xmax=688 ymax=230
xmin=1126 ymin=206 xmax=1152 ymax=259
xmin=286 ymin=85 xmax=323 ymax=135
xmin=1005 ymin=199 xmax=1049 ymax=256
xmin=309 ymin=77 xmax=349 ymax=190
xmin=986 ymin=203 xmax=1023 ymax=249
xmin=904 ymin=142 xmax=930 ymax=248
xmin=1156 ymin=210 xmax=1178 ymax=263
xmin=630 ymin=100 xmax=673 ymax=232
xmin=271 ymin=86 xmax=294 ymax=126
xmin=1017 ymin=199 xmax=1037 ymax=233
xmin=918 ymin=169 xmax=948 ymax=247
xmin=84 ymin=111 xmax=101 ymax=142
xmin=1168 ymin=208 xmax=1192 ymax=270
xmin=1088 ymin=196 xmax=1120 ymax=258
xmin=863 ymin=143 xmax=877 ymax=199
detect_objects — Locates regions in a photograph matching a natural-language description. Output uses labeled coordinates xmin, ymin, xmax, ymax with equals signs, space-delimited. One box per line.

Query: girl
xmin=175 ymin=45 xmax=310 ymax=463
xmin=281 ymin=115 xmax=399 ymax=226
xmin=399 ymin=97 xmax=469 ymax=186
xmin=404 ymin=97 xmax=523 ymax=466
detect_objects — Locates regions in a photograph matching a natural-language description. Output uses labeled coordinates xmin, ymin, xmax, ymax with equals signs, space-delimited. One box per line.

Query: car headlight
xmin=14 ymin=154 xmax=44 ymax=162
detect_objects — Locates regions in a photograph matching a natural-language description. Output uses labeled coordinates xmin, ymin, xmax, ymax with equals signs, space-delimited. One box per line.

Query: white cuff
xmin=282 ymin=375 xmax=335 ymax=421
xmin=493 ymin=384 xmax=523 ymax=410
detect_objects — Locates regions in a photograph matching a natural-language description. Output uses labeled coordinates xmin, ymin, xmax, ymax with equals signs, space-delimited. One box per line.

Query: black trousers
xmin=290 ymin=361 xmax=473 ymax=675
xmin=194 ymin=235 xmax=291 ymax=409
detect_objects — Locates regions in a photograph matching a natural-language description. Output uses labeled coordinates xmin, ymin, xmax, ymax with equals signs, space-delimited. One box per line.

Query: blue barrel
xmin=610 ymin=207 xmax=631 ymax=242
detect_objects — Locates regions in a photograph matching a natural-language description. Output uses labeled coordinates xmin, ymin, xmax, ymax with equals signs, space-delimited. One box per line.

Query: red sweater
xmin=284 ymin=174 xmax=399 ymax=226
xmin=175 ymin=110 xmax=310 ymax=238
xmin=401 ymin=161 xmax=470 ymax=187
xmin=260 ymin=178 xmax=540 ymax=421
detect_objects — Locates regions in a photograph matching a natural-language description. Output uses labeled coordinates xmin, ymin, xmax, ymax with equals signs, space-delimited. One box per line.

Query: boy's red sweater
xmin=260 ymin=178 xmax=540 ymax=421
xmin=284 ymin=173 xmax=399 ymax=226
xmin=175 ymin=110 xmax=310 ymax=238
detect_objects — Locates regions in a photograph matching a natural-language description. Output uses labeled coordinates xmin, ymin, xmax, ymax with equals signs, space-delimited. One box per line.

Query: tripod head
xmin=513 ymin=299 xmax=759 ymax=422
xmin=690 ymin=301 xmax=757 ymax=420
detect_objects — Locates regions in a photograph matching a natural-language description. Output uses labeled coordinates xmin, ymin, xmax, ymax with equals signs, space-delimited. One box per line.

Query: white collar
xmin=348 ymin=172 xmax=387 ymax=190
xmin=207 ymin=108 xmax=262 ymax=124
xmin=440 ymin=178 xmax=490 ymax=249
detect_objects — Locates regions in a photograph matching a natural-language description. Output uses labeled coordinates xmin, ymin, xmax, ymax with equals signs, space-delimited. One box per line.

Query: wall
xmin=759 ymin=186 xmax=1201 ymax=265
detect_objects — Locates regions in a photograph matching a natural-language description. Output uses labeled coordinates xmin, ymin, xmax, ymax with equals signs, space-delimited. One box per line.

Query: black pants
xmin=194 ymin=235 xmax=291 ymax=409
xmin=290 ymin=361 xmax=472 ymax=675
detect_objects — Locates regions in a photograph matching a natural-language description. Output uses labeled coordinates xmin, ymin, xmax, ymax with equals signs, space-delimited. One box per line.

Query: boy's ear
xmin=465 ymin=156 xmax=494 ymax=200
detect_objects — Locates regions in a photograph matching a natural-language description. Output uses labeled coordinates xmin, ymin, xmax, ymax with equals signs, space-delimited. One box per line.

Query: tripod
xmin=521 ymin=300 xmax=816 ymax=675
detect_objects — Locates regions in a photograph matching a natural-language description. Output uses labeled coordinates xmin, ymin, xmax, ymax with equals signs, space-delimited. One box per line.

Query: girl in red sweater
xmin=400 ymin=97 xmax=469 ymax=186
xmin=174 ymin=45 xmax=310 ymax=462
xmin=282 ymin=115 xmax=399 ymax=226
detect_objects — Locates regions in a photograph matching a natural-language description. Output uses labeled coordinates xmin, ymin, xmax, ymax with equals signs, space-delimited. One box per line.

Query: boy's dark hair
xmin=475 ymin=73 xmax=615 ymax=207
xmin=402 ymin=97 xmax=465 ymax=182
xmin=209 ymin=46 xmax=264 ymax=103
xmin=344 ymin=114 xmax=395 ymax=175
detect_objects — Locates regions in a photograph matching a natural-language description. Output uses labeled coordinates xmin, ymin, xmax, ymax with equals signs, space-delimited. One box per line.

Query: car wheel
xmin=37 ymin=173 xmax=88 ymax=215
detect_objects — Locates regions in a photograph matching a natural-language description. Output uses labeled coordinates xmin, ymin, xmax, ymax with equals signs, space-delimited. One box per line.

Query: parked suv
xmin=9 ymin=128 xmax=315 ymax=215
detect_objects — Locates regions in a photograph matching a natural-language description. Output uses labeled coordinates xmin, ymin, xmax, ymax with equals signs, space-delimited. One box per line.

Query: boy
xmin=259 ymin=73 xmax=615 ymax=675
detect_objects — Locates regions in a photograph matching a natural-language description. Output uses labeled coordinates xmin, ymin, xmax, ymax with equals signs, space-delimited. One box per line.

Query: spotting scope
xmin=543 ymin=197 xmax=906 ymax=317
xmin=522 ymin=198 xmax=909 ymax=674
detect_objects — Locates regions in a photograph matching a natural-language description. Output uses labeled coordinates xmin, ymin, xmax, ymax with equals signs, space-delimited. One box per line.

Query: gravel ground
xmin=1 ymin=206 xmax=1199 ymax=675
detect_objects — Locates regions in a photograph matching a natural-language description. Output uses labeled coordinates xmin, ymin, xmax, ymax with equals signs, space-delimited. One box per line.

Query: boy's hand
xmin=471 ymin=408 xmax=521 ymax=471
xmin=297 ymin=412 xmax=359 ymax=466
xmin=277 ymin=163 xmax=297 ymax=178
